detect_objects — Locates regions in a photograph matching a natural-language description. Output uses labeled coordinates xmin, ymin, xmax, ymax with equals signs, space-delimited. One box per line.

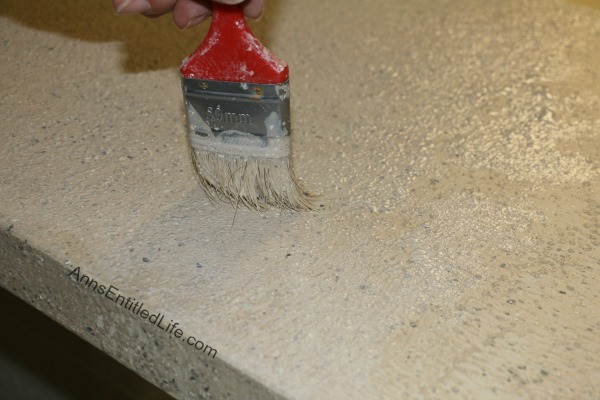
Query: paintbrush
xmin=180 ymin=3 xmax=312 ymax=211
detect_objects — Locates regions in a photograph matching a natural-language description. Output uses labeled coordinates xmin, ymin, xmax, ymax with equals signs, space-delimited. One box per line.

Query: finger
xmin=242 ymin=0 xmax=265 ymax=20
xmin=213 ymin=0 xmax=266 ymax=20
xmin=113 ymin=0 xmax=152 ymax=14
xmin=114 ymin=0 xmax=179 ymax=15
xmin=144 ymin=0 xmax=179 ymax=15
xmin=214 ymin=0 xmax=245 ymax=4
xmin=173 ymin=0 xmax=212 ymax=29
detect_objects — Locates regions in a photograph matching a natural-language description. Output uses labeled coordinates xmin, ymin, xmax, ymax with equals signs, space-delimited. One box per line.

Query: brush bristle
xmin=191 ymin=149 xmax=314 ymax=211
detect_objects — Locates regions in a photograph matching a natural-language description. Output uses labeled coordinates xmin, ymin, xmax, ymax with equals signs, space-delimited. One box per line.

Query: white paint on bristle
xmin=191 ymin=149 xmax=313 ymax=211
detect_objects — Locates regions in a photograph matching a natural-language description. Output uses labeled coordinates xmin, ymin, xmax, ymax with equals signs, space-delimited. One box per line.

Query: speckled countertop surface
xmin=1 ymin=0 xmax=600 ymax=398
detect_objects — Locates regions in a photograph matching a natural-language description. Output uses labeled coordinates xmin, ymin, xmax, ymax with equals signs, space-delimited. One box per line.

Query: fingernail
xmin=252 ymin=10 xmax=264 ymax=22
xmin=182 ymin=14 xmax=209 ymax=30
xmin=245 ymin=2 xmax=265 ymax=21
xmin=116 ymin=0 xmax=152 ymax=14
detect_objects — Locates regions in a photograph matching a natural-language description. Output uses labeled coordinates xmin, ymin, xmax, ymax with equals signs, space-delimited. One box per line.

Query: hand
xmin=113 ymin=0 xmax=265 ymax=29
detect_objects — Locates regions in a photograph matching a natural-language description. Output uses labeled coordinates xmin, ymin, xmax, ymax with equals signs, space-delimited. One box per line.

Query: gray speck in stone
xmin=559 ymin=290 xmax=567 ymax=294
xmin=142 ymin=257 xmax=150 ymax=263
xmin=190 ymin=369 xmax=198 ymax=381
xmin=196 ymin=262 xmax=203 ymax=268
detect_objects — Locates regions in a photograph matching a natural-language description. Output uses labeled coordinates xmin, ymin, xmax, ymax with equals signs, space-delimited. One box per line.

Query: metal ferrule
xmin=182 ymin=78 xmax=291 ymax=159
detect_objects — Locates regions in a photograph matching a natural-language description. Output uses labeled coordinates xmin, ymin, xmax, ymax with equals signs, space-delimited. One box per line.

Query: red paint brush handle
xmin=180 ymin=3 xmax=289 ymax=84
